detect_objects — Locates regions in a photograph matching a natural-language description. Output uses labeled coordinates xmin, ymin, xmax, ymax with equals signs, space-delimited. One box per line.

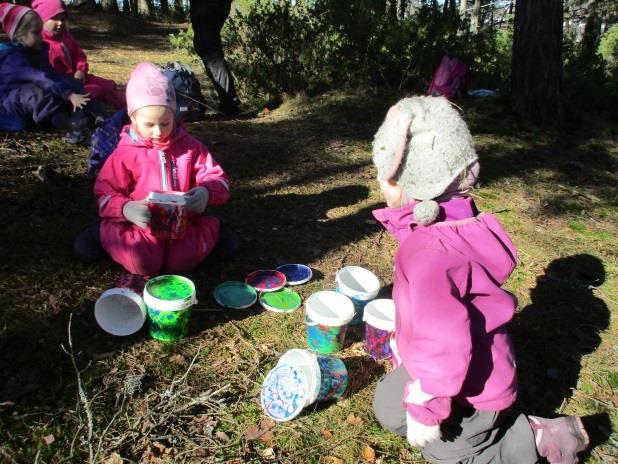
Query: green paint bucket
xmin=143 ymin=275 xmax=197 ymax=342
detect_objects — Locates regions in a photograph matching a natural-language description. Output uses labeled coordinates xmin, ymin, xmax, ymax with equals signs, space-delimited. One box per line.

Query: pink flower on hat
xmin=31 ymin=0 xmax=65 ymax=23
xmin=0 ymin=2 xmax=32 ymax=40
xmin=126 ymin=62 xmax=176 ymax=116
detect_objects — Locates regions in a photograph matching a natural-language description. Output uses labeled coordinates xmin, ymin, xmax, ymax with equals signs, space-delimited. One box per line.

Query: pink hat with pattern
xmin=126 ymin=62 xmax=176 ymax=115
xmin=0 ymin=2 xmax=32 ymax=39
xmin=31 ymin=0 xmax=66 ymax=23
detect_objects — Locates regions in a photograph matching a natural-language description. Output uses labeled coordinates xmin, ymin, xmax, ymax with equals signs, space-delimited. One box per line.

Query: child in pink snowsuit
xmin=92 ymin=62 xmax=230 ymax=277
xmin=371 ymin=97 xmax=589 ymax=464
xmin=32 ymin=0 xmax=124 ymax=109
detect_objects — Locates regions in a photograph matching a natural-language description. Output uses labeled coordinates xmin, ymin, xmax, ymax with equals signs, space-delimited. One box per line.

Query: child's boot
xmin=74 ymin=220 xmax=105 ymax=264
xmin=528 ymin=415 xmax=589 ymax=464
xmin=65 ymin=110 xmax=89 ymax=145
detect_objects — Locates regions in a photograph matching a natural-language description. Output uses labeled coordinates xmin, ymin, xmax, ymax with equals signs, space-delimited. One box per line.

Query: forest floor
xmin=0 ymin=7 xmax=616 ymax=464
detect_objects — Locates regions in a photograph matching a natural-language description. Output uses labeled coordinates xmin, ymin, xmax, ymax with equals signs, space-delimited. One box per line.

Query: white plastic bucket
xmin=305 ymin=291 xmax=355 ymax=354
xmin=94 ymin=288 xmax=147 ymax=336
xmin=363 ymin=299 xmax=396 ymax=360
xmin=276 ymin=349 xmax=321 ymax=405
xmin=335 ymin=266 xmax=380 ymax=324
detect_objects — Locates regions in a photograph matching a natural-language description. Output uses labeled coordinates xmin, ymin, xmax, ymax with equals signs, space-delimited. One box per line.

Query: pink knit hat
xmin=0 ymin=2 xmax=32 ymax=39
xmin=126 ymin=62 xmax=176 ymax=116
xmin=31 ymin=0 xmax=66 ymax=23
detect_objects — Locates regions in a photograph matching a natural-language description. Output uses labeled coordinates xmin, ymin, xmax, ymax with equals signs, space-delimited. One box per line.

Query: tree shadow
xmin=509 ymin=254 xmax=610 ymax=417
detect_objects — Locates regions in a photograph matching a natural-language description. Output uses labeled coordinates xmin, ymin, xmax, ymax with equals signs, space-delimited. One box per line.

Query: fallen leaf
xmin=244 ymin=425 xmax=263 ymax=440
xmin=361 ymin=445 xmax=376 ymax=462
xmin=152 ymin=441 xmax=167 ymax=452
xmin=260 ymin=418 xmax=276 ymax=430
xmin=261 ymin=447 xmax=275 ymax=459
xmin=320 ymin=429 xmax=333 ymax=439
xmin=321 ymin=457 xmax=344 ymax=464
xmin=168 ymin=354 xmax=187 ymax=365
xmin=347 ymin=413 xmax=363 ymax=426
xmin=215 ymin=431 xmax=230 ymax=442
xmin=43 ymin=434 xmax=55 ymax=445
xmin=102 ymin=453 xmax=123 ymax=464
xmin=259 ymin=430 xmax=275 ymax=443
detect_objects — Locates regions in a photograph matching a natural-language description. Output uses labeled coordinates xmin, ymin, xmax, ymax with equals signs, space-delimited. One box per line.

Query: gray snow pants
xmin=372 ymin=366 xmax=539 ymax=464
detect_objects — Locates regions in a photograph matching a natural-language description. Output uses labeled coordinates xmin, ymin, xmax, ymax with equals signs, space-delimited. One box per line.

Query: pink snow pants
xmin=85 ymin=74 xmax=125 ymax=110
xmin=101 ymin=215 xmax=220 ymax=277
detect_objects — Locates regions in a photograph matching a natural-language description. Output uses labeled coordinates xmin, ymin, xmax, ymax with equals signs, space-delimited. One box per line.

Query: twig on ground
xmin=61 ymin=313 xmax=94 ymax=463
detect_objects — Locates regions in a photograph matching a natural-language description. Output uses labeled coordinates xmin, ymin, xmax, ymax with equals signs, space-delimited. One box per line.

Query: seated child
xmin=0 ymin=2 xmax=102 ymax=143
xmin=75 ymin=62 xmax=233 ymax=277
xmin=371 ymin=96 xmax=589 ymax=464
xmin=32 ymin=0 xmax=124 ymax=110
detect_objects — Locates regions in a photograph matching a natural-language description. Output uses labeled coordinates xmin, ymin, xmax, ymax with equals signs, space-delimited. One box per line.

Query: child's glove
xmin=184 ymin=186 xmax=209 ymax=213
xmin=406 ymin=412 xmax=441 ymax=447
xmin=123 ymin=199 xmax=151 ymax=229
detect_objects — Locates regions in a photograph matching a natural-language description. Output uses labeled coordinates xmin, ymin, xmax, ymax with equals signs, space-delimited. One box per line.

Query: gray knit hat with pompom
xmin=372 ymin=96 xmax=478 ymax=225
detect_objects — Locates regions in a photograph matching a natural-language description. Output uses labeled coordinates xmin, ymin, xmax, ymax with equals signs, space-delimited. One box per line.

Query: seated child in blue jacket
xmin=0 ymin=2 xmax=103 ymax=143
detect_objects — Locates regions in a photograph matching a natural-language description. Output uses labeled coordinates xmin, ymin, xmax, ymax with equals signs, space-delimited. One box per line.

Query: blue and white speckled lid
xmin=260 ymin=364 xmax=308 ymax=421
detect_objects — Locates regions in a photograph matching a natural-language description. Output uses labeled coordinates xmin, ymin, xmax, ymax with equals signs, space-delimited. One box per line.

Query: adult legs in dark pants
xmin=190 ymin=0 xmax=240 ymax=116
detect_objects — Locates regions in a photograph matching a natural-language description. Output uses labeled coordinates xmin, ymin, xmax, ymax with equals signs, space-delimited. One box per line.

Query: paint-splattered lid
xmin=260 ymin=364 xmax=307 ymax=421
xmin=276 ymin=264 xmax=312 ymax=285
xmin=213 ymin=281 xmax=257 ymax=309
xmin=259 ymin=288 xmax=302 ymax=313
xmin=245 ymin=270 xmax=286 ymax=292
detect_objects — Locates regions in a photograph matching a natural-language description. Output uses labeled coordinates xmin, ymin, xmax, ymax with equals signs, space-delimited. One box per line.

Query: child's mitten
xmin=406 ymin=412 xmax=441 ymax=447
xmin=184 ymin=186 xmax=209 ymax=213
xmin=123 ymin=200 xmax=151 ymax=229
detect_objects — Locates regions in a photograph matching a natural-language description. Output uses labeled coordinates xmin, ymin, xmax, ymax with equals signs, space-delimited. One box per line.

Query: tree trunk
xmin=122 ymin=0 xmax=131 ymax=15
xmin=160 ymin=0 xmax=170 ymax=17
xmin=388 ymin=0 xmax=397 ymax=20
xmin=459 ymin=0 xmax=467 ymax=16
xmin=101 ymin=0 xmax=119 ymax=13
xmin=512 ymin=0 xmax=564 ymax=124
xmin=470 ymin=0 xmax=481 ymax=31
xmin=581 ymin=0 xmax=601 ymax=58
xmin=398 ymin=0 xmax=407 ymax=18
xmin=173 ymin=0 xmax=184 ymax=16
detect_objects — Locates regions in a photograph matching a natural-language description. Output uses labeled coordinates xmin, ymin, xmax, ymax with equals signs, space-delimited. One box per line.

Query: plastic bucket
xmin=335 ymin=266 xmax=380 ymax=325
xmin=143 ymin=275 xmax=197 ymax=342
xmin=276 ymin=349 xmax=321 ymax=405
xmin=315 ymin=354 xmax=348 ymax=401
xmin=362 ymin=299 xmax=396 ymax=360
xmin=263 ymin=351 xmax=348 ymax=421
xmin=305 ymin=291 xmax=354 ymax=354
xmin=94 ymin=288 xmax=146 ymax=336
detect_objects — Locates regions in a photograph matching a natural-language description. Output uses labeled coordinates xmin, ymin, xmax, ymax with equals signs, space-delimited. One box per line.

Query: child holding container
xmin=0 ymin=2 xmax=101 ymax=143
xmin=370 ymin=96 xmax=589 ymax=464
xmin=74 ymin=62 xmax=235 ymax=277
xmin=31 ymin=0 xmax=125 ymax=109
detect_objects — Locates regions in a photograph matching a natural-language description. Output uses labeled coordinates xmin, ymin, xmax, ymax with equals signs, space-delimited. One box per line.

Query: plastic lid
xmin=276 ymin=264 xmax=313 ymax=286
xmin=94 ymin=288 xmax=146 ymax=336
xmin=336 ymin=266 xmax=380 ymax=299
xmin=261 ymin=364 xmax=308 ymax=421
xmin=245 ymin=270 xmax=286 ymax=292
xmin=259 ymin=288 xmax=302 ymax=313
xmin=305 ymin=291 xmax=355 ymax=326
xmin=362 ymin=298 xmax=396 ymax=331
xmin=213 ymin=281 xmax=257 ymax=309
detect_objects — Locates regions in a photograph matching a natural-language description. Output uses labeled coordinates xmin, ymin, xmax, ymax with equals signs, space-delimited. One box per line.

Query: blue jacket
xmin=0 ymin=42 xmax=81 ymax=104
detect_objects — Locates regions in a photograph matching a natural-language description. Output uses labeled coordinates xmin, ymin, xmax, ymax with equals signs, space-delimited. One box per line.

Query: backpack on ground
xmin=161 ymin=61 xmax=209 ymax=122
xmin=88 ymin=109 xmax=127 ymax=178
xmin=427 ymin=54 xmax=469 ymax=99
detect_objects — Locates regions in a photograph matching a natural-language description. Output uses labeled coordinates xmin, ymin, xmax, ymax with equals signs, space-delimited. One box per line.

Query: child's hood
xmin=373 ymin=197 xmax=517 ymax=285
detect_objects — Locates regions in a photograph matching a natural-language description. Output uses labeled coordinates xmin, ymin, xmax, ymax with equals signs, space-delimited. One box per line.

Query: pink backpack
xmin=427 ymin=55 xmax=469 ymax=99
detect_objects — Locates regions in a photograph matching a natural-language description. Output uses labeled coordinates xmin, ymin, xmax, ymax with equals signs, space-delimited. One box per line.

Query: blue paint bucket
xmin=305 ymin=291 xmax=355 ymax=354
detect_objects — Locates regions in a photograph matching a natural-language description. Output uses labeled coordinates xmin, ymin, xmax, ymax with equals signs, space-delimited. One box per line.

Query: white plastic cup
xmin=305 ymin=291 xmax=355 ymax=354
xmin=362 ymin=299 xmax=396 ymax=360
xmin=94 ymin=288 xmax=147 ymax=336
xmin=335 ymin=266 xmax=380 ymax=324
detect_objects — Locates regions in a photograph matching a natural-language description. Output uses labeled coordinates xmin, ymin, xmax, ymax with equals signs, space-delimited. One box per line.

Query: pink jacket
xmin=41 ymin=29 xmax=88 ymax=76
xmin=373 ymin=197 xmax=518 ymax=426
xmin=95 ymin=124 xmax=229 ymax=225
